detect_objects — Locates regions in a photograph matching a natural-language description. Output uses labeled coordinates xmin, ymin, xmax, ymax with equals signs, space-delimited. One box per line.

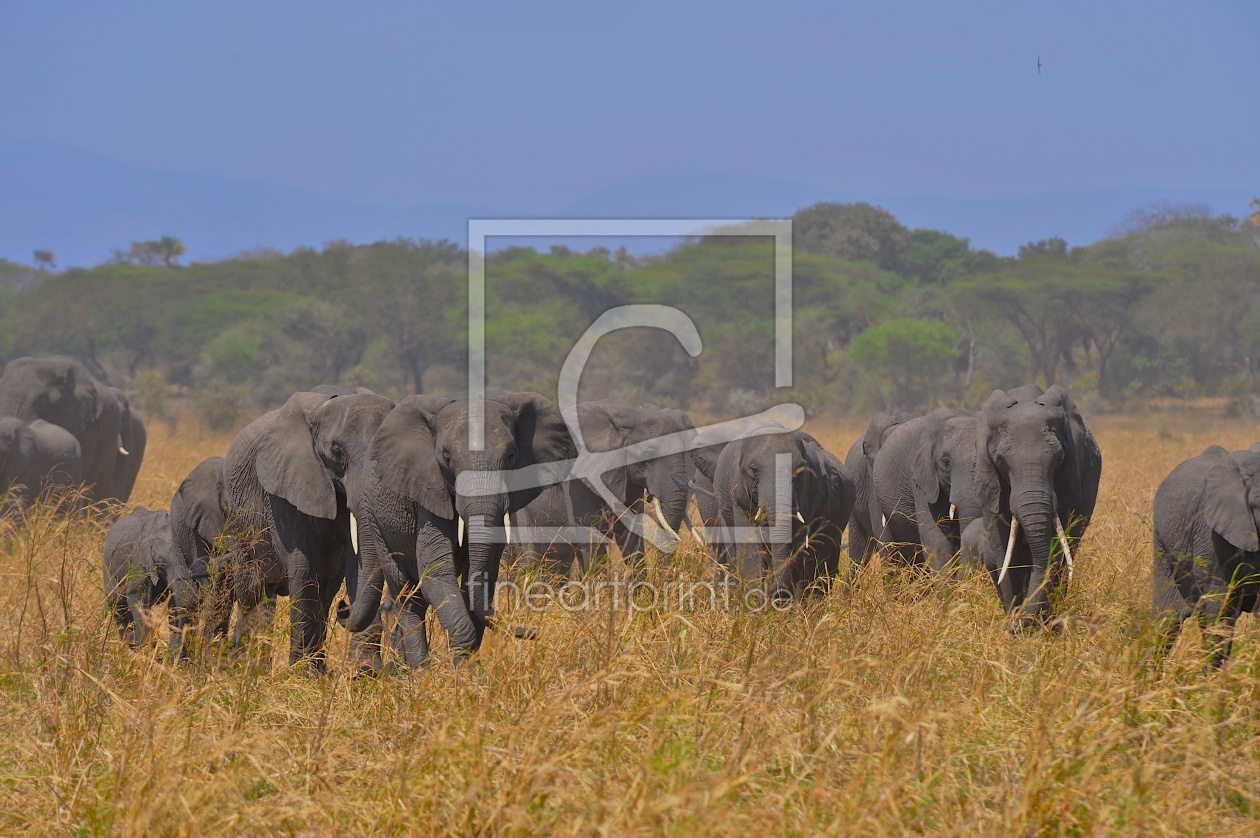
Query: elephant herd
xmin=0 ymin=356 xmax=147 ymax=513
xmin=3 ymin=353 xmax=1253 ymax=672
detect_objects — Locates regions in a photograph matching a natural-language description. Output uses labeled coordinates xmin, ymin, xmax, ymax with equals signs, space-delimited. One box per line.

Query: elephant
xmin=845 ymin=412 xmax=915 ymax=564
xmin=961 ymin=385 xmax=1102 ymax=627
xmin=507 ymin=476 xmax=604 ymax=579
xmin=713 ymin=424 xmax=855 ymax=600
xmin=104 ymin=507 xmax=189 ymax=651
xmin=514 ymin=400 xmax=700 ymax=574
xmin=0 ymin=356 xmax=142 ymax=504
xmin=1152 ymin=444 xmax=1260 ymax=666
xmin=110 ymin=389 xmax=147 ymax=504
xmin=871 ymin=408 xmax=979 ymax=571
xmin=169 ymin=456 xmax=236 ymax=639
xmin=342 ymin=391 xmax=575 ymax=666
xmin=0 ymin=417 xmax=84 ymax=512
xmin=224 ymin=389 xmax=396 ymax=670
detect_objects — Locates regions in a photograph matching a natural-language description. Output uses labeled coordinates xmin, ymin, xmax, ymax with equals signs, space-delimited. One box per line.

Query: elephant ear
xmin=569 ymin=402 xmax=632 ymax=502
xmin=912 ymin=413 xmax=944 ymax=505
xmin=369 ymin=394 xmax=456 ymax=519
xmin=254 ymin=392 xmax=338 ymax=519
xmin=690 ymin=430 xmax=728 ymax=482
xmin=1203 ymin=451 xmax=1260 ymax=553
xmin=1042 ymin=386 xmax=1102 ymax=522
xmin=974 ymin=390 xmax=1016 ymax=515
xmin=500 ymin=392 xmax=577 ymax=511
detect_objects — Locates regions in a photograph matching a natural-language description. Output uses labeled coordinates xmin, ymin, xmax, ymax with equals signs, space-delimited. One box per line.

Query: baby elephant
xmin=104 ymin=506 xmax=197 ymax=652
xmin=0 ymin=417 xmax=84 ymax=513
xmin=1153 ymin=444 xmax=1260 ymax=666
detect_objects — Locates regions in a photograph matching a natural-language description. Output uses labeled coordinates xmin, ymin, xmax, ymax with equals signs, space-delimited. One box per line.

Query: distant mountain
xmin=562 ymin=171 xmax=1252 ymax=255
xmin=0 ymin=138 xmax=1250 ymax=267
xmin=0 ymin=139 xmax=506 ymax=268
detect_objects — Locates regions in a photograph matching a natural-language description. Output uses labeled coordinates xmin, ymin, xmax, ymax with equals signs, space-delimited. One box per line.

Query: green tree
xmin=850 ymin=318 xmax=957 ymax=411
xmin=32 ymin=250 xmax=55 ymax=271
xmin=156 ymin=236 xmax=186 ymax=268
xmin=793 ymin=202 xmax=910 ymax=270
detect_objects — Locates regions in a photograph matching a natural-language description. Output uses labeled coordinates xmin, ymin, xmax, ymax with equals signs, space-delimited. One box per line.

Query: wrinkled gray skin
xmin=961 ymin=385 xmax=1102 ymax=628
xmin=872 ymin=408 xmax=979 ymax=571
xmin=104 ymin=507 xmax=189 ymax=652
xmin=111 ymin=390 xmax=147 ymax=504
xmin=514 ymin=400 xmax=700 ymax=574
xmin=170 ymin=457 xmax=235 ymax=641
xmin=0 ymin=356 xmax=143 ymax=504
xmin=713 ymin=425 xmax=855 ymax=599
xmin=508 ymin=477 xmax=605 ymax=578
xmin=343 ymin=392 xmax=575 ymax=666
xmin=1152 ymin=444 xmax=1260 ymax=666
xmin=0 ymin=417 xmax=83 ymax=512
xmin=225 ymin=390 xmax=396 ymax=670
xmin=687 ymin=429 xmax=736 ymax=563
xmin=845 ymin=413 xmax=916 ymax=564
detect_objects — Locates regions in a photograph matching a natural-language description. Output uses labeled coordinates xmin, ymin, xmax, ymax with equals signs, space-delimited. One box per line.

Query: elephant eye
xmin=940 ymin=455 xmax=951 ymax=470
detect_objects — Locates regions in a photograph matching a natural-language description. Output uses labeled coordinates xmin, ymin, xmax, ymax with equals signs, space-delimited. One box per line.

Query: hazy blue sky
xmin=1 ymin=1 xmax=1256 ymax=260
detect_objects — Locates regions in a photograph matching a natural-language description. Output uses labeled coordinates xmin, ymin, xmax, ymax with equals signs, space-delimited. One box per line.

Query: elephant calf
xmin=104 ymin=506 xmax=195 ymax=651
xmin=0 ymin=417 xmax=84 ymax=513
xmin=1153 ymin=444 xmax=1260 ymax=666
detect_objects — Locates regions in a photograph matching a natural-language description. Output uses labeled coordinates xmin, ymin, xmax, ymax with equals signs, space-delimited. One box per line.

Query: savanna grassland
xmin=1 ymin=412 xmax=1260 ymax=835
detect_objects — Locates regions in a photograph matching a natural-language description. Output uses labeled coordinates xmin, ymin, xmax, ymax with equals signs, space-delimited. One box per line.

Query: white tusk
xmin=652 ymin=497 xmax=680 ymax=540
xmin=119 ymin=446 xmax=130 ymax=456
xmin=504 ymin=513 xmax=512 ymax=544
xmin=949 ymin=503 xmax=956 ymax=520
xmin=998 ymin=516 xmax=1019 ymax=584
xmin=1055 ymin=516 xmax=1074 ymax=581
xmin=804 ymin=531 xmax=810 ymax=549
xmin=349 ymin=513 xmax=360 ymax=555
xmin=795 ymin=510 xmax=805 ymax=524
xmin=457 ymin=516 xmax=465 ymax=547
xmin=881 ymin=514 xmax=887 ymax=529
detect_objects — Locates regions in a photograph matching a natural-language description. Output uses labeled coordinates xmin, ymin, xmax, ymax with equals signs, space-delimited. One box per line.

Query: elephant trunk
xmin=462 ymin=497 xmax=509 ymax=635
xmin=650 ymin=475 xmax=689 ymax=546
xmin=343 ymin=509 xmax=385 ymax=633
xmin=1009 ymin=483 xmax=1058 ymax=621
xmin=760 ymin=470 xmax=796 ymax=596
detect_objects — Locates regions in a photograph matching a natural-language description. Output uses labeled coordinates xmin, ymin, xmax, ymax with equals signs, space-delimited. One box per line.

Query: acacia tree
xmin=33 ymin=250 xmax=55 ymax=271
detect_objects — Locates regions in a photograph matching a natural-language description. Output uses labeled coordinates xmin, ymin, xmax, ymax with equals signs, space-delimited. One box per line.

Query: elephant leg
xmin=127 ymin=601 xmax=151 ymax=646
xmin=392 ymin=587 xmax=431 ymax=669
xmin=1198 ymin=587 xmax=1244 ymax=668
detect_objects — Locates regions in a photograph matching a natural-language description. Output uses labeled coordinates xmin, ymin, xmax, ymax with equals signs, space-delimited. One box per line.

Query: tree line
xmin=1 ymin=200 xmax=1258 ymax=428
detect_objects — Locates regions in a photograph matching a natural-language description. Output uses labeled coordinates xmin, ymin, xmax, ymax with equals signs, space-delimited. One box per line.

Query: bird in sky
xmin=1037 ymin=55 xmax=1042 ymax=75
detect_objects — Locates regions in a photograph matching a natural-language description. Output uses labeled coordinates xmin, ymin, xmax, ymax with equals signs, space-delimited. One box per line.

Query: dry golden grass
xmin=2 ymin=412 xmax=1260 ymax=835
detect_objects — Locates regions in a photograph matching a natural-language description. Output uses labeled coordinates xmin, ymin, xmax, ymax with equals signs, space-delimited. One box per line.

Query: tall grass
xmin=0 ymin=413 xmax=1258 ymax=834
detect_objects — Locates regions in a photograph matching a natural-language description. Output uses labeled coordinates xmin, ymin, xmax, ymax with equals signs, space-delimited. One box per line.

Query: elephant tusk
xmin=795 ymin=510 xmax=805 ymax=524
xmin=119 ymin=446 xmax=130 ymax=456
xmin=949 ymin=503 xmax=956 ymax=520
xmin=349 ymin=513 xmax=360 ymax=556
xmin=504 ymin=513 xmax=512 ymax=544
xmin=998 ymin=516 xmax=1019 ymax=584
xmin=457 ymin=516 xmax=465 ymax=547
xmin=652 ymin=497 xmax=680 ymax=540
xmin=1055 ymin=516 xmax=1074 ymax=581
xmin=881 ymin=514 xmax=887 ymax=530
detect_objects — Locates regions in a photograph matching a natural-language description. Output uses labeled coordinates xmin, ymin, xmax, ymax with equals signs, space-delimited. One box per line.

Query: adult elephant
xmin=845 ymin=412 xmax=915 ymax=564
xmin=1152 ymin=444 xmax=1260 ymax=666
xmin=342 ymin=392 xmax=575 ymax=666
xmin=110 ymin=389 xmax=147 ymax=504
xmin=0 ymin=417 xmax=83 ymax=512
xmin=962 ymin=385 xmax=1102 ymax=627
xmin=225 ymin=389 xmax=396 ymax=669
xmin=714 ymin=424 xmax=855 ymax=600
xmin=561 ymin=401 xmax=696 ymax=571
xmin=0 ymin=356 xmax=141 ymax=504
xmin=872 ymin=408 xmax=979 ymax=571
